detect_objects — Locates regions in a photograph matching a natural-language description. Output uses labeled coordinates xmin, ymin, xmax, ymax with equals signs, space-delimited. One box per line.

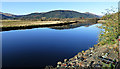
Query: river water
xmin=2 ymin=23 xmax=101 ymax=68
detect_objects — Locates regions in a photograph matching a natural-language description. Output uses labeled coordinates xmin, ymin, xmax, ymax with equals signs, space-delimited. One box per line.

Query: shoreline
xmin=1 ymin=19 xmax=100 ymax=31
xmin=1 ymin=21 xmax=78 ymax=31
xmin=55 ymin=43 xmax=118 ymax=68
xmin=52 ymin=19 xmax=119 ymax=69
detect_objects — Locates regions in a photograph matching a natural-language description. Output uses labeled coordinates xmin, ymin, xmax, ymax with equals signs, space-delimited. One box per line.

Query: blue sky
xmin=2 ymin=2 xmax=118 ymax=15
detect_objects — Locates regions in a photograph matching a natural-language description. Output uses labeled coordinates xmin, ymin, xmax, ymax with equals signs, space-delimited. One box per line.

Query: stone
xmin=64 ymin=59 xmax=67 ymax=63
xmin=57 ymin=61 xmax=62 ymax=65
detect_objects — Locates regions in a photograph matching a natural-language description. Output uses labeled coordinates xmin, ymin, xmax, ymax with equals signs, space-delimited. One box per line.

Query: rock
xmin=93 ymin=64 xmax=102 ymax=67
xmin=89 ymin=54 xmax=92 ymax=57
xmin=56 ymin=41 xmax=119 ymax=68
xmin=77 ymin=52 xmax=82 ymax=57
xmin=85 ymin=53 xmax=89 ymax=56
xmin=64 ymin=59 xmax=67 ymax=63
xmin=89 ymin=61 xmax=94 ymax=67
xmin=57 ymin=61 xmax=62 ymax=65
xmin=82 ymin=50 xmax=85 ymax=53
xmin=45 ymin=65 xmax=54 ymax=69
xmin=80 ymin=57 xmax=84 ymax=61
xmin=74 ymin=55 xmax=78 ymax=60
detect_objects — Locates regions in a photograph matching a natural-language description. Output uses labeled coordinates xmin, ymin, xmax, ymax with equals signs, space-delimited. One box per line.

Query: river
xmin=2 ymin=23 xmax=102 ymax=69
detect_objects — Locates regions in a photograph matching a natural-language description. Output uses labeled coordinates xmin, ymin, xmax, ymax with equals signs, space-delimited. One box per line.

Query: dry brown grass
xmin=1 ymin=20 xmax=76 ymax=28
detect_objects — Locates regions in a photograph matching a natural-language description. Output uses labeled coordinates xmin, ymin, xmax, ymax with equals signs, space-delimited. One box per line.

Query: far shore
xmin=1 ymin=19 xmax=105 ymax=31
xmin=1 ymin=20 xmax=77 ymax=27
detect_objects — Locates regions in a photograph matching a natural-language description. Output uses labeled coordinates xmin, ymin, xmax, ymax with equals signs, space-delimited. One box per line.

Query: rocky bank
xmin=45 ymin=42 xmax=119 ymax=69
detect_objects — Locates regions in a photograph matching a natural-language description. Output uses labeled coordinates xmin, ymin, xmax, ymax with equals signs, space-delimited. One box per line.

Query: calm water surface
xmin=2 ymin=23 xmax=101 ymax=68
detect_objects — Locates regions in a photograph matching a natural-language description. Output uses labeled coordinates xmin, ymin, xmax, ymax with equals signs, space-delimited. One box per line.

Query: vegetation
xmin=98 ymin=10 xmax=118 ymax=45
xmin=0 ymin=12 xmax=21 ymax=20
xmin=1 ymin=10 xmax=100 ymax=31
xmin=1 ymin=10 xmax=100 ymax=20
xmin=96 ymin=9 xmax=119 ymax=68
xmin=1 ymin=20 xmax=67 ymax=27
xmin=95 ymin=9 xmax=118 ymax=46
xmin=55 ymin=8 xmax=119 ymax=69
xmin=118 ymin=2 xmax=120 ymax=36
xmin=1 ymin=18 xmax=98 ymax=32
xmin=1 ymin=9 xmax=119 ymax=68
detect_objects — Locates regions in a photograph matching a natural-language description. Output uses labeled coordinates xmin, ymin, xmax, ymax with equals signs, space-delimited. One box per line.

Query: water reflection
xmin=2 ymin=23 xmax=101 ymax=69
xmin=2 ymin=22 xmax=97 ymax=32
xmin=49 ymin=22 xmax=96 ymax=30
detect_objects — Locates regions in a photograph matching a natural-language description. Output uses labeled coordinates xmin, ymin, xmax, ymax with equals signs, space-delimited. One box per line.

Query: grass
xmin=1 ymin=19 xmax=99 ymax=28
xmin=1 ymin=20 xmax=74 ymax=28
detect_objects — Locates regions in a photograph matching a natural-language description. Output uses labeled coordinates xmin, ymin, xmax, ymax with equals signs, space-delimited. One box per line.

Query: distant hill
xmin=1 ymin=10 xmax=101 ymax=20
xmin=0 ymin=12 xmax=21 ymax=19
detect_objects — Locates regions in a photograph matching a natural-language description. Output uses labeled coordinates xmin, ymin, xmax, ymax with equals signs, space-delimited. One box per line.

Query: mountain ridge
xmin=1 ymin=10 xmax=101 ymax=20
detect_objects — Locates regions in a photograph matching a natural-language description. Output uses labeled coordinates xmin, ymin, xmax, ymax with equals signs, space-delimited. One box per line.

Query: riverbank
xmin=1 ymin=19 xmax=99 ymax=31
xmin=54 ymin=42 xmax=118 ymax=69
xmin=1 ymin=19 xmax=99 ymax=27
xmin=44 ymin=41 xmax=119 ymax=69
xmin=46 ymin=12 xmax=119 ymax=69
xmin=51 ymin=20 xmax=119 ymax=69
xmin=44 ymin=17 xmax=118 ymax=68
xmin=1 ymin=20 xmax=76 ymax=31
xmin=1 ymin=20 xmax=76 ymax=27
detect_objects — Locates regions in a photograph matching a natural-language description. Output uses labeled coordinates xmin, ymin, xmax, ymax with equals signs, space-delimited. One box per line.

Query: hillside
xmin=1 ymin=10 xmax=100 ymax=20
xmin=0 ymin=12 xmax=21 ymax=19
